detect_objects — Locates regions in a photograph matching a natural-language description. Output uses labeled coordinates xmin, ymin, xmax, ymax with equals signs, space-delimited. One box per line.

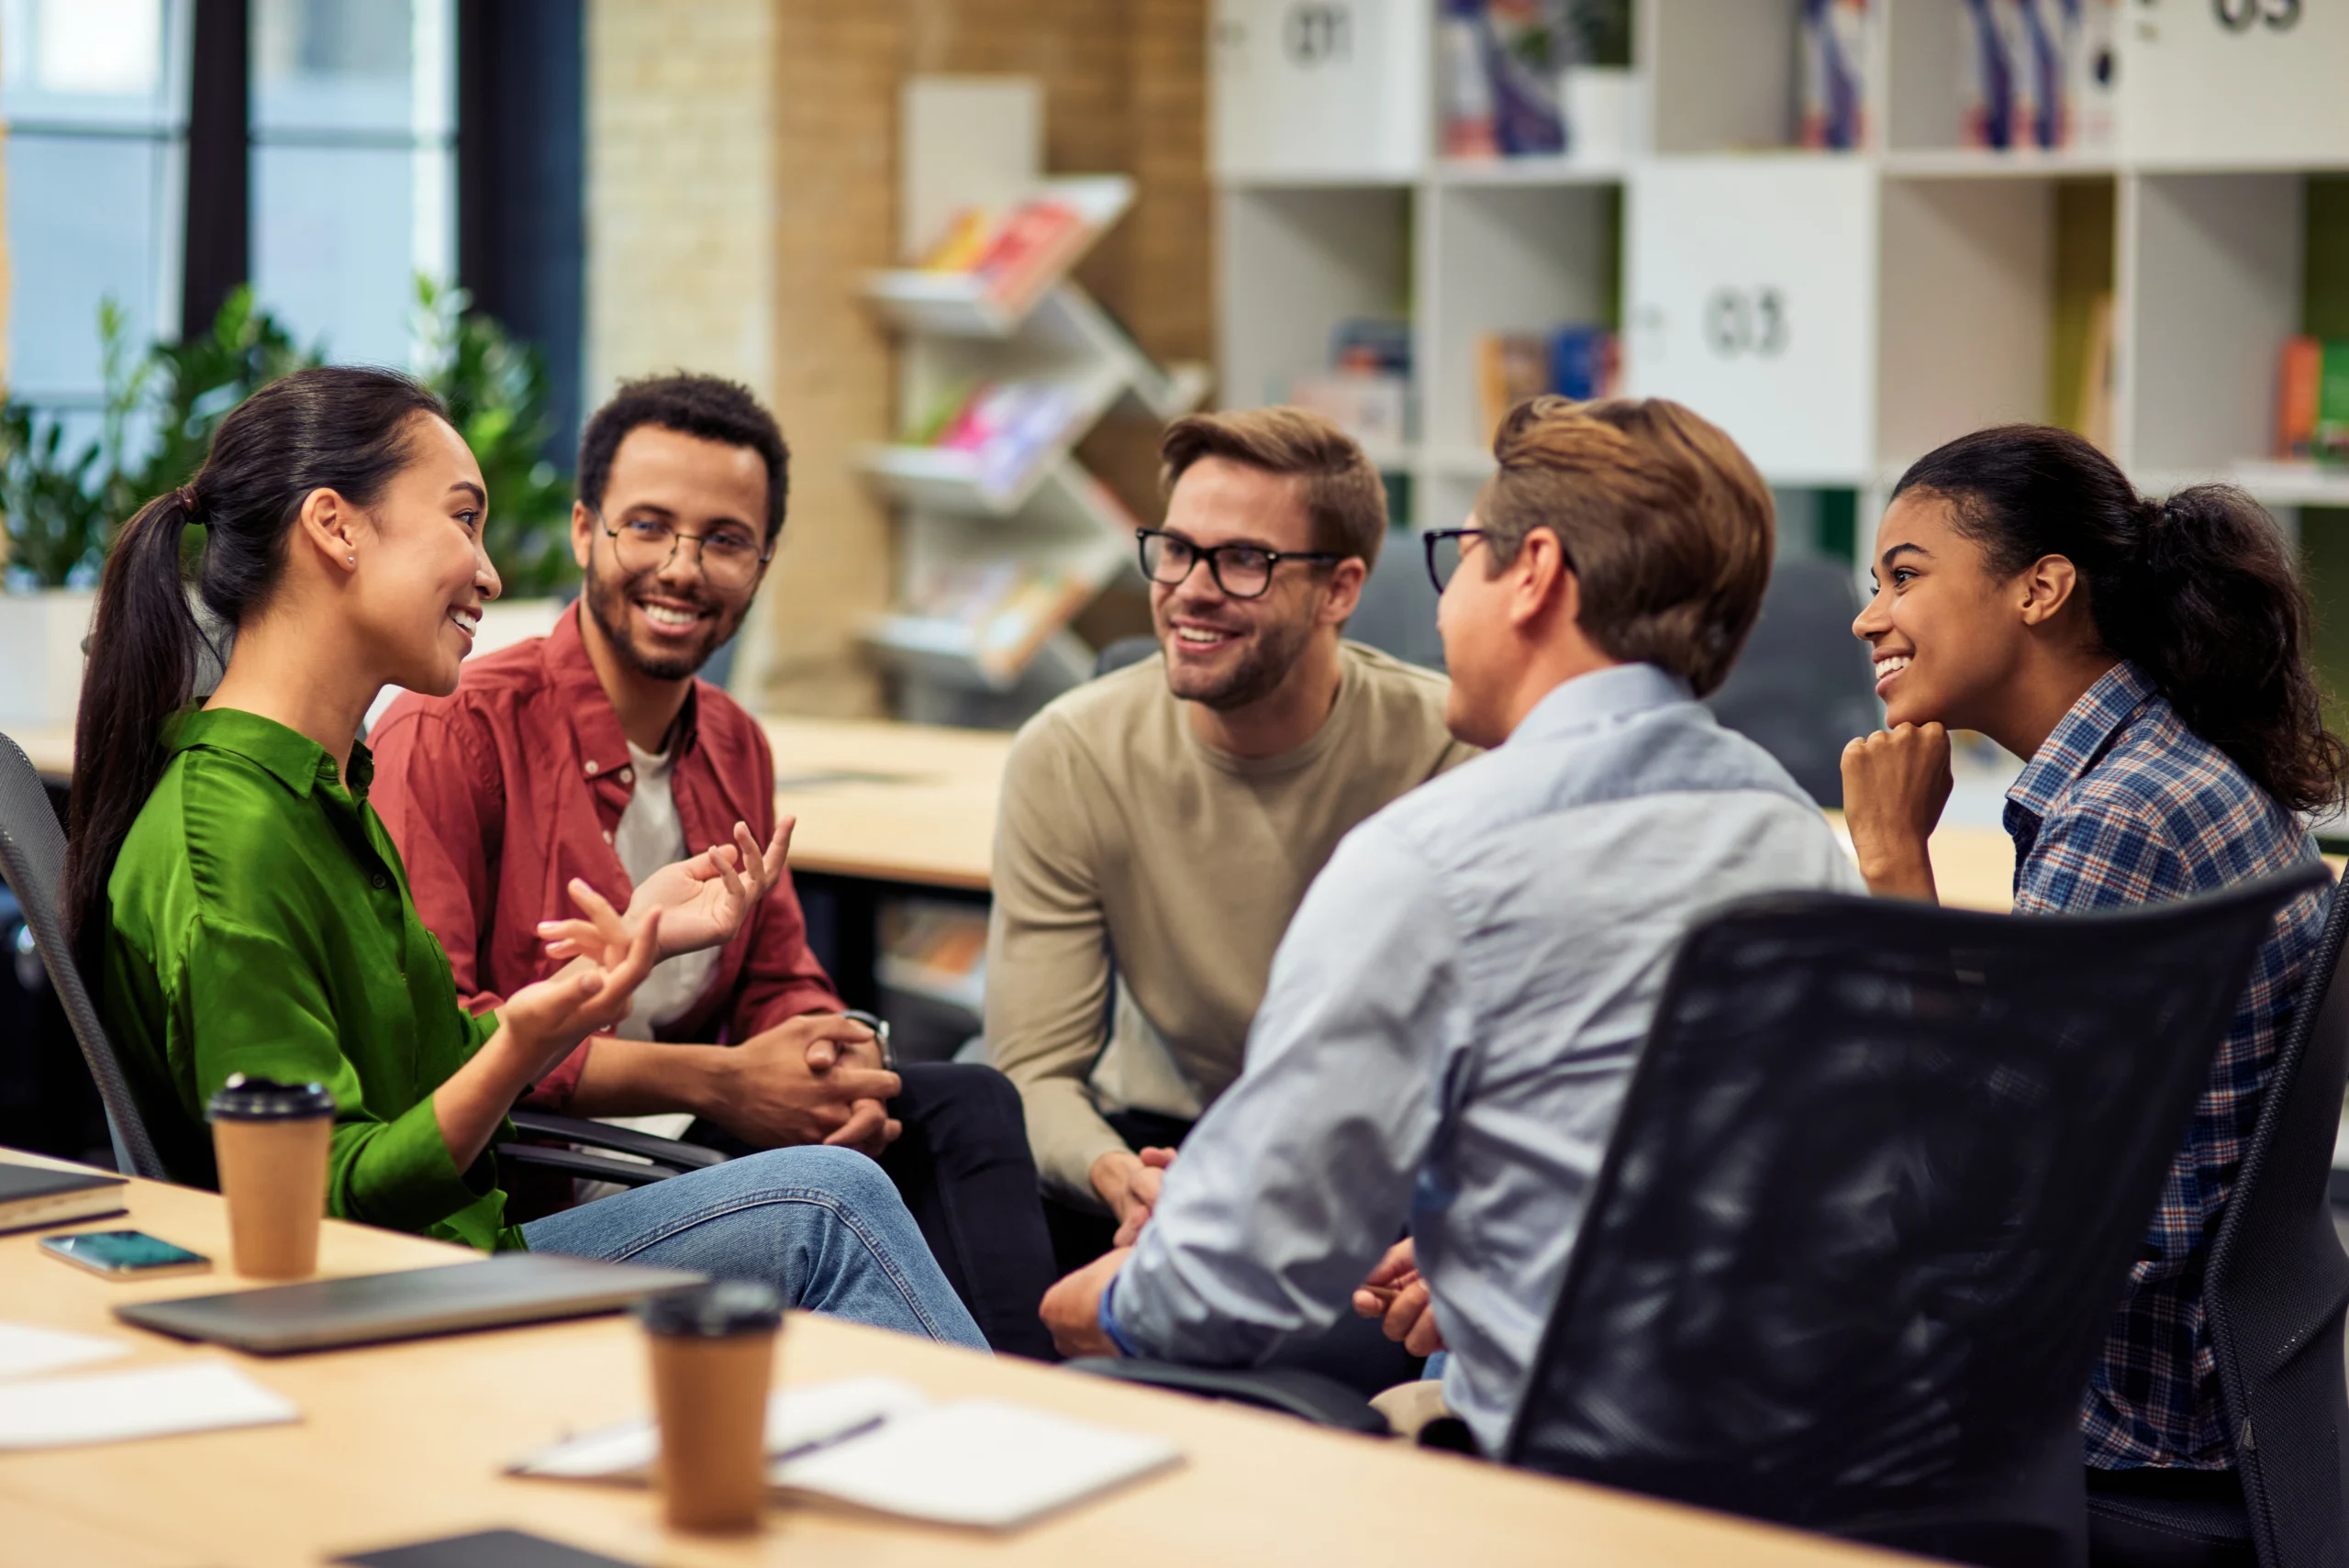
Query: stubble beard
xmin=584 ymin=557 xmax=742 ymax=683
xmin=1161 ymin=611 xmax=1317 ymax=712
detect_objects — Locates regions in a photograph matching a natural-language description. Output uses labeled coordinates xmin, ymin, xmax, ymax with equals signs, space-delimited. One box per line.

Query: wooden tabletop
xmin=7 ymin=722 xmax=72 ymax=784
xmin=0 ymin=1154 xmax=1904 ymax=1568
xmin=761 ymin=716 xmax=1010 ymax=890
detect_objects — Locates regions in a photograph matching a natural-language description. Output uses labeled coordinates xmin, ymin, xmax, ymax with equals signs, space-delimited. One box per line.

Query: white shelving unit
xmin=864 ymin=80 xmax=1210 ymax=726
xmin=1209 ymin=0 xmax=2349 ymax=563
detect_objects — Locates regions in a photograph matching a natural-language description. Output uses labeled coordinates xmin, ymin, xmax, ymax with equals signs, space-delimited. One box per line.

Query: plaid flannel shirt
xmin=2004 ymin=661 xmax=2327 ymax=1470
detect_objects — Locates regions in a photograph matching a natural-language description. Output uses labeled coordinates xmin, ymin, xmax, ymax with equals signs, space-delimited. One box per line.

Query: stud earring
xmin=347 ymin=554 xmax=356 ymax=565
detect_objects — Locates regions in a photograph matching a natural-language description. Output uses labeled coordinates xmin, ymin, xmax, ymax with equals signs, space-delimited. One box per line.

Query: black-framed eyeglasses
xmin=1136 ymin=528 xmax=1341 ymax=601
xmin=592 ymin=505 xmax=774 ymax=591
xmin=1422 ymin=528 xmax=1490 ymax=595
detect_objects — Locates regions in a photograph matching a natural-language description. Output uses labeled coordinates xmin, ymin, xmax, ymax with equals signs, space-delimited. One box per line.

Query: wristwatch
xmin=841 ymin=1008 xmax=896 ymax=1070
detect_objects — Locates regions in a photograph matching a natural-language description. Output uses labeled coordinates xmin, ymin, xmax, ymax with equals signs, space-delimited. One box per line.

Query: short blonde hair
xmin=1479 ymin=396 xmax=1775 ymax=697
xmin=1160 ymin=406 xmax=1388 ymax=568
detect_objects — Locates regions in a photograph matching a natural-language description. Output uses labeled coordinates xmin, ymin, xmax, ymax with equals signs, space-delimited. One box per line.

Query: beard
xmin=1159 ymin=609 xmax=1318 ymax=712
xmin=583 ymin=555 xmax=747 ymax=683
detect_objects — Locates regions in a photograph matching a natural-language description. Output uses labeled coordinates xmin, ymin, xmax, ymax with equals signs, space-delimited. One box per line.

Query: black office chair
xmin=0 ymin=728 xmax=726 ymax=1190
xmin=1703 ymin=552 xmax=1879 ymax=807
xmin=1093 ymin=636 xmax=1158 ymax=679
xmin=1078 ymin=873 xmax=2321 ymax=1568
xmin=2087 ymin=880 xmax=2349 ymax=1568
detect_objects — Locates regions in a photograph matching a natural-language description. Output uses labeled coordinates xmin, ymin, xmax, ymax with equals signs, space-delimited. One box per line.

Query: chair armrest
xmin=495 ymin=1142 xmax=679 ymax=1188
xmin=1064 ymin=1358 xmax=1391 ymax=1436
xmin=507 ymin=1110 xmax=729 ymax=1173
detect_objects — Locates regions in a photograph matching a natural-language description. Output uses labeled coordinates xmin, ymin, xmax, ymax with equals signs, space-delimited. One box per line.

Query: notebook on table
xmin=0 ymin=1159 xmax=128 ymax=1236
xmin=116 ymin=1252 xmax=704 ymax=1354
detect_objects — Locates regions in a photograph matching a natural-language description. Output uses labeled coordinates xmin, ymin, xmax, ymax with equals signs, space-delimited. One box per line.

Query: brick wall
xmin=585 ymin=0 xmax=1210 ymax=715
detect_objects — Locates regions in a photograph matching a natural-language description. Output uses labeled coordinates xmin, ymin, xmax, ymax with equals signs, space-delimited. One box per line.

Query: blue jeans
xmin=519 ymin=1144 xmax=987 ymax=1350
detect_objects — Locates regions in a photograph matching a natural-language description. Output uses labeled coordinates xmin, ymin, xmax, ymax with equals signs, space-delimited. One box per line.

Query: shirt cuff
xmin=334 ymin=1096 xmax=498 ymax=1235
xmin=1097 ymin=1273 xmax=1144 ymax=1359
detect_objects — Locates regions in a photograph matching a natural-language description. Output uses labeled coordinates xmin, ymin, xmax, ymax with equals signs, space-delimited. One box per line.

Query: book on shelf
xmin=930 ymin=381 xmax=1086 ymax=495
xmin=1475 ymin=326 xmax=1620 ymax=441
xmin=904 ymin=560 xmax=1097 ymax=683
xmin=878 ymin=899 xmax=990 ymax=1013
xmin=1289 ymin=317 xmax=1414 ymax=450
xmin=1798 ymin=0 xmax=1871 ymax=152
xmin=1436 ymin=1 xmax=1628 ymax=161
xmin=2278 ymin=338 xmax=2349 ymax=463
xmin=1960 ymin=0 xmax=2114 ymax=152
xmin=918 ymin=197 xmax=1095 ymax=317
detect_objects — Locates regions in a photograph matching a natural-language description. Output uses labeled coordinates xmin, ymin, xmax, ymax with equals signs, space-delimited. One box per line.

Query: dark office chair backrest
xmin=1093 ymin=636 xmax=1159 ymax=680
xmin=2195 ymin=878 xmax=2349 ymax=1568
xmin=0 ymin=732 xmax=161 ymax=1178
xmin=1704 ymin=553 xmax=1878 ymax=807
xmin=1505 ymin=872 xmax=2324 ymax=1568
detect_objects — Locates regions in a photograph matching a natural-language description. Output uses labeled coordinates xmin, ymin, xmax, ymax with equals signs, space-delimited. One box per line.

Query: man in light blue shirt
xmin=1041 ymin=395 xmax=1865 ymax=1453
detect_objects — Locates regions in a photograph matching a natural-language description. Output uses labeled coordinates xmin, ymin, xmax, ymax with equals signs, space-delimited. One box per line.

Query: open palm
xmin=541 ymin=817 xmax=794 ymax=962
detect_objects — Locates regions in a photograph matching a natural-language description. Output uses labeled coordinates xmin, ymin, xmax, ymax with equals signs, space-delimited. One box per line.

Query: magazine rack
xmin=859 ymin=83 xmax=1208 ymax=726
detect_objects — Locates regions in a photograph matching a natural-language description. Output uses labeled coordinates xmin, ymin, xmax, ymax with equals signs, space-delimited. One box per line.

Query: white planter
xmin=0 ymin=589 xmax=95 ymax=731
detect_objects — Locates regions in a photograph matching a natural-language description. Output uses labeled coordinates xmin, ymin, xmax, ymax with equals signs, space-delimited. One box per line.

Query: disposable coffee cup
xmin=639 ymin=1282 xmax=783 ymax=1532
xmin=206 ymin=1073 xmax=335 ymax=1280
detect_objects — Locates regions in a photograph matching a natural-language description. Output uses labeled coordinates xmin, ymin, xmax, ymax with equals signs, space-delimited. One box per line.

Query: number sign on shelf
xmin=2122 ymin=0 xmax=2346 ymax=166
xmin=1209 ymin=0 xmax=1429 ymax=183
xmin=1625 ymin=159 xmax=1876 ymax=485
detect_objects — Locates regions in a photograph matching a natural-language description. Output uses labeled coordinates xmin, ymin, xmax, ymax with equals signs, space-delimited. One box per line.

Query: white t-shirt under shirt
xmin=612 ymin=739 xmax=719 ymax=1041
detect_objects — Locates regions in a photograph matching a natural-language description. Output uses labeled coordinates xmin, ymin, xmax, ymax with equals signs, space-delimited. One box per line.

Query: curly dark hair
xmin=576 ymin=373 xmax=790 ymax=544
xmin=1896 ymin=424 xmax=2349 ymax=815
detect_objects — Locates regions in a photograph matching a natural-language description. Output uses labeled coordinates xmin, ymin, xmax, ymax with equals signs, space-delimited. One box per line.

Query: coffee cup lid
xmin=206 ymin=1073 xmax=337 ymax=1121
xmin=637 ymin=1281 xmax=784 ymax=1338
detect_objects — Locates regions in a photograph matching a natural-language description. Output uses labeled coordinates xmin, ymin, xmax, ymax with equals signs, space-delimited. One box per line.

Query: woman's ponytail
xmin=61 ymin=366 xmax=449 ymax=961
xmin=1895 ymin=424 xmax=2349 ymax=815
xmin=63 ymin=487 xmax=206 ymax=957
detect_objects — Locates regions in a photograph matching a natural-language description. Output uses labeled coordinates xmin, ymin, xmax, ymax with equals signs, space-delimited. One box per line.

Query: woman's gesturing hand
xmin=541 ymin=817 xmax=793 ymax=962
xmin=504 ymin=879 xmax=662 ymax=1076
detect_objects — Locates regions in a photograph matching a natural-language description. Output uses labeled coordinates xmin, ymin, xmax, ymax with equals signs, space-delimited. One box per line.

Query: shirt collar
xmin=1510 ymin=662 xmax=1696 ymax=745
xmin=167 ymin=706 xmax=372 ymax=800
xmin=2006 ymin=661 xmax=2156 ymax=821
xmin=543 ymin=597 xmax=703 ymax=777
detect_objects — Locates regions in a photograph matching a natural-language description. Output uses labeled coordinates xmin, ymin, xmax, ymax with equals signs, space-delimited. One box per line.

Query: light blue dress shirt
xmin=1102 ymin=662 xmax=1865 ymax=1452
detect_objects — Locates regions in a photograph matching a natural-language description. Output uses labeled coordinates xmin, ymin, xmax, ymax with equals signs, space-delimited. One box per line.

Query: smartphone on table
xmin=39 ymin=1229 xmax=212 ymax=1279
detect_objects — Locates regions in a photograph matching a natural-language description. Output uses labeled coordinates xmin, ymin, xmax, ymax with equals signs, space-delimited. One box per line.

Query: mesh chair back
xmin=1703 ymin=554 xmax=1878 ymax=807
xmin=1505 ymin=873 xmax=2323 ymax=1568
xmin=2204 ymin=879 xmax=2349 ymax=1568
xmin=0 ymin=733 xmax=161 ymax=1178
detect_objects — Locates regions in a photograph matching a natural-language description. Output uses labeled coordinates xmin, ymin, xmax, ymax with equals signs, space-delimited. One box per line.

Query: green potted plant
xmin=0 ymin=282 xmax=577 ymax=733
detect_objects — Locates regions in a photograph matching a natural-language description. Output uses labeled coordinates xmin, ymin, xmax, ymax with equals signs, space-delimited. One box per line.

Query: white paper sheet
xmin=513 ymin=1374 xmax=930 ymax=1480
xmin=0 ymin=1321 xmax=128 ymax=1382
xmin=0 ymin=1361 xmax=297 ymax=1449
xmin=512 ymin=1376 xmax=1181 ymax=1529
xmin=773 ymin=1400 xmax=1181 ymax=1529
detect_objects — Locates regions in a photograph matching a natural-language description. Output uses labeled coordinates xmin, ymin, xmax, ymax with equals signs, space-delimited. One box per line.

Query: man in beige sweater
xmin=986 ymin=407 xmax=1473 ymax=1256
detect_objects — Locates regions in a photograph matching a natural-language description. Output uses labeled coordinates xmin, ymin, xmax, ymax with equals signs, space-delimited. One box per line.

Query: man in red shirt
xmin=371 ymin=373 xmax=1055 ymax=1356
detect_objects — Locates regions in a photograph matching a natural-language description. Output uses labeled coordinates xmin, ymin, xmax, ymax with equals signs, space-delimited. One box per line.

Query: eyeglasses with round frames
xmin=1135 ymin=527 xmax=1341 ymax=601
xmin=1422 ymin=528 xmax=1491 ymax=595
xmin=591 ymin=505 xmax=773 ymax=591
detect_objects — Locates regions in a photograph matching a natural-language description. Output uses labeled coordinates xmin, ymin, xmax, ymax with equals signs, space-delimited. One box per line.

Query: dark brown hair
xmin=1896 ymin=423 xmax=2348 ymax=814
xmin=1477 ymin=395 xmax=1776 ymax=697
xmin=1160 ymin=406 xmax=1387 ymax=567
xmin=65 ymin=367 xmax=451 ymax=956
xmin=578 ymin=373 xmax=791 ymax=544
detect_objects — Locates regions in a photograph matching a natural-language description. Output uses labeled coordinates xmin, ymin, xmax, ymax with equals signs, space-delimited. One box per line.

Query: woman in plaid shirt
xmin=1839 ymin=425 xmax=2346 ymax=1509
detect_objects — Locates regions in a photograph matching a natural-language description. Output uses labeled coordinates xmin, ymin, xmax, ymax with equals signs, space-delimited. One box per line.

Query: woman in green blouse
xmin=67 ymin=366 xmax=985 ymax=1347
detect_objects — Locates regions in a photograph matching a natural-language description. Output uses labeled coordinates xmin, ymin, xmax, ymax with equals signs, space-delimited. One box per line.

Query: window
xmin=0 ymin=0 xmax=191 ymax=418
xmin=249 ymin=0 xmax=453 ymax=367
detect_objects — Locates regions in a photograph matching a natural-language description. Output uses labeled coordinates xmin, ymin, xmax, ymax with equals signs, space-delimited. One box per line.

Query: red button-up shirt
xmin=367 ymin=603 xmax=841 ymax=1107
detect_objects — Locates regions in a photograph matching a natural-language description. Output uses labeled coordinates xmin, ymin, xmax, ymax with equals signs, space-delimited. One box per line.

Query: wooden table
xmin=7 ymin=723 xmax=72 ymax=784
xmin=0 ymin=1155 xmax=1902 ymax=1568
